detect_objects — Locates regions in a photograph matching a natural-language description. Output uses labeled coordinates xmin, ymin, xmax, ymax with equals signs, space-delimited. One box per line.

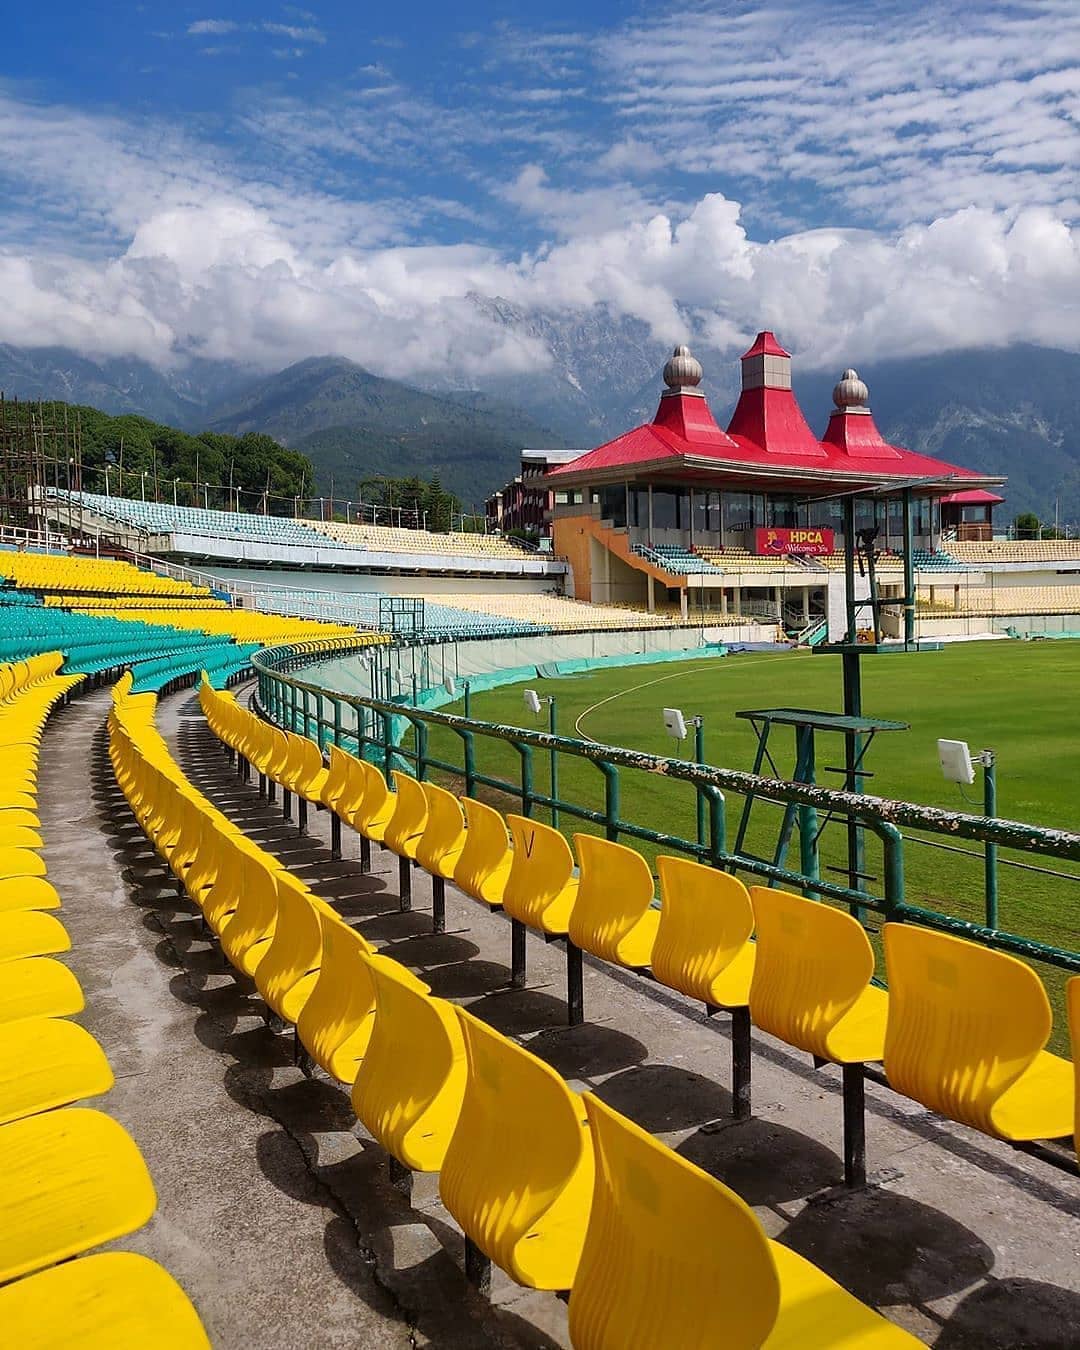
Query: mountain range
xmin=2 ymin=322 xmax=1079 ymax=521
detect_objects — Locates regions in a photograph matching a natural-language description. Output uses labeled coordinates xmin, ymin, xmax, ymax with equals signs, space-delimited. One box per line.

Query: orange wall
xmin=553 ymin=515 xmax=593 ymax=599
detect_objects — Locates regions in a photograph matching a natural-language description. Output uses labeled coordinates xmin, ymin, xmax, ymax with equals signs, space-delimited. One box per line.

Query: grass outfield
xmin=428 ymin=639 xmax=1079 ymax=1050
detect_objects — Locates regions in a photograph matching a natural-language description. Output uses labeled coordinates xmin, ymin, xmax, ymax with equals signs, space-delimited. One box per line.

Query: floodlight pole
xmin=693 ymin=715 xmax=706 ymax=847
xmin=548 ymin=697 xmax=560 ymax=830
xmin=902 ymin=488 xmax=916 ymax=645
xmin=982 ymin=749 xmax=998 ymax=928
xmin=842 ymin=495 xmax=865 ymax=909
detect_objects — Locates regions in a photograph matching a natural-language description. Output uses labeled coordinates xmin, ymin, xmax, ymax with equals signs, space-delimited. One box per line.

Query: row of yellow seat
xmin=44 ymin=594 xmax=229 ymax=611
xmin=203 ymin=686 xmax=1080 ymax=1196
xmin=175 ymin=677 xmax=925 ymax=1344
xmin=72 ymin=604 xmax=362 ymax=646
xmin=0 ymin=658 xmax=209 ymax=1347
xmin=0 ymin=552 xmax=210 ymax=597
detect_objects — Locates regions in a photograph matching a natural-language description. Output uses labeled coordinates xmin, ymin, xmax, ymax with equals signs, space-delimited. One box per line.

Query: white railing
xmin=0 ymin=523 xmax=69 ymax=552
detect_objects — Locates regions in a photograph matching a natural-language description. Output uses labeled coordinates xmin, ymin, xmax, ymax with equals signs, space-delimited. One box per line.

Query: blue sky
xmin=1 ymin=2 xmax=1077 ymax=381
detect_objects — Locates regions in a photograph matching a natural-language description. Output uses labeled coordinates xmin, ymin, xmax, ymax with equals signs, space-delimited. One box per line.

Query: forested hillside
xmin=26 ymin=402 xmax=313 ymax=510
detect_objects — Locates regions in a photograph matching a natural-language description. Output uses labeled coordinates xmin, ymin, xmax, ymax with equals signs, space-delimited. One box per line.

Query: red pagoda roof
xmin=741 ymin=330 xmax=791 ymax=359
xmin=939 ymin=488 xmax=1005 ymax=505
xmin=548 ymin=334 xmax=1005 ymax=496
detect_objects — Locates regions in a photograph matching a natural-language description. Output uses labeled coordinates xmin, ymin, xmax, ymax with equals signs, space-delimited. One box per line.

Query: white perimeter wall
xmin=307 ymin=625 xmax=763 ymax=701
xmin=205 ymin=565 xmax=560 ymax=598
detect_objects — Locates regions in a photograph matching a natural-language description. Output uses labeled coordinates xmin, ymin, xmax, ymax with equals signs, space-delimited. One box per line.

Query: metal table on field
xmin=733 ymin=707 xmax=909 ymax=902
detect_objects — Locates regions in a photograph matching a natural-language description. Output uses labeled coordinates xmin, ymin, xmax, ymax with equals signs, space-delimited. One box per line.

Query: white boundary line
xmin=572 ymin=653 xmax=797 ymax=744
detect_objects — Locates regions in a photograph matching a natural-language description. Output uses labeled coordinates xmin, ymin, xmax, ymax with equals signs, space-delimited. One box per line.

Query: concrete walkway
xmin=37 ymin=684 xmax=1080 ymax=1349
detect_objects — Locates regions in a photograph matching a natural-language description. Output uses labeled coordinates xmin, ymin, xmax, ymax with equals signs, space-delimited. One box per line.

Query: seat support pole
xmin=282 ymin=788 xmax=292 ymax=823
xmin=398 ymin=855 xmax=412 ymax=911
xmin=842 ymin=1062 xmax=867 ymax=1187
xmin=267 ymin=778 xmax=276 ymax=804
xmin=464 ymin=1237 xmax=491 ymax=1296
xmin=330 ymin=813 xmax=341 ymax=860
xmin=510 ymin=919 xmax=527 ymax=988
xmin=731 ymin=1006 xmax=752 ymax=1120
xmin=566 ymin=940 xmax=584 ymax=1025
xmin=387 ymin=1156 xmax=413 ymax=1199
xmin=432 ymin=876 xmax=446 ymax=933
xmin=359 ymin=834 xmax=371 ymax=873
xmin=258 ymin=772 xmax=266 ymax=798
xmin=297 ymin=797 xmax=308 ymax=835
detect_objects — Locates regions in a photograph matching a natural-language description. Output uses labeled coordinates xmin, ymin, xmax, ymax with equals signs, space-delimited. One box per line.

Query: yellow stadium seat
xmin=383 ymin=771 xmax=430 ymax=910
xmin=0 ymin=1251 xmax=210 ymax=1349
xmin=319 ymin=744 xmax=352 ymax=859
xmin=322 ymin=745 xmax=376 ymax=868
xmin=0 ymin=1017 xmax=114 ymax=1125
xmin=0 ymin=808 xmax=41 ymax=831
xmin=883 ymin=924 xmax=1074 ymax=1142
xmin=181 ymin=814 xmax=233 ymax=910
xmin=280 ymin=733 xmax=329 ymax=833
xmin=749 ymin=887 xmax=888 ymax=1186
xmin=503 ymin=814 xmax=578 ymax=938
xmin=415 ymin=781 xmax=466 ymax=932
xmin=568 ymin=1093 xmax=923 ymax=1349
xmin=319 ymin=742 xmax=351 ymax=814
xmin=353 ymin=761 xmax=395 ymax=851
xmin=253 ymin=876 xmax=327 ymax=1026
xmin=351 ymin=954 xmax=466 ymax=1175
xmin=439 ymin=1007 xmax=594 ymax=1292
xmin=652 ymin=856 xmax=756 ymax=1119
xmin=0 ymin=848 xmax=48 ymax=880
xmin=325 ymin=744 xmax=364 ymax=825
xmin=502 ymin=813 xmax=581 ymax=1015
xmin=219 ymin=852 xmax=282 ymax=976
xmin=0 ymin=1107 xmax=157 ymax=1283
xmin=0 ymin=911 xmax=70 ymax=963
xmin=454 ymin=798 xmax=512 ymax=911
xmin=0 ymin=956 xmax=84 ymax=1025
xmin=0 ymin=825 xmax=43 ymax=850
xmin=201 ymin=834 xmax=267 ymax=937
xmin=296 ymin=911 xmax=376 ymax=1084
xmin=569 ymin=834 xmax=659 ymax=979
xmin=0 ymin=877 xmax=61 ymax=915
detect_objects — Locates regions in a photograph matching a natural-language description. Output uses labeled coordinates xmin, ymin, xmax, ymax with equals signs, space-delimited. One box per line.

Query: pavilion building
xmin=547 ymin=334 xmax=1005 ymax=636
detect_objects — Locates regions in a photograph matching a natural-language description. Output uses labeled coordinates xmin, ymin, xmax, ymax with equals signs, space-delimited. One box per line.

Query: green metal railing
xmin=251 ymin=638 xmax=1080 ymax=977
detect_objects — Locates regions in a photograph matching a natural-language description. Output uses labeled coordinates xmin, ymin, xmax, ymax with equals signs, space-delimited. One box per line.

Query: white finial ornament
xmin=833 ymin=367 xmax=869 ymax=411
xmin=663 ymin=344 xmax=703 ymax=391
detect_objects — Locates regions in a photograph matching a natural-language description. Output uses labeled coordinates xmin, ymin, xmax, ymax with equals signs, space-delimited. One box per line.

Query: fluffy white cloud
xmin=0 ymin=0 xmax=1078 ymax=388
xmin=2 ymin=175 xmax=1077 ymax=381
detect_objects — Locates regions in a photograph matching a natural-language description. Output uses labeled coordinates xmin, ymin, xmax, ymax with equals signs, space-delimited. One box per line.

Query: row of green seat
xmin=0 ymin=597 xmax=234 ymax=671
xmin=208 ymin=687 xmax=1080 ymax=1194
xmin=0 ymin=658 xmax=209 ymax=1347
xmin=128 ymin=643 xmax=258 ymax=695
xmin=0 ymin=589 xmax=255 ymax=694
xmin=117 ymin=674 xmax=925 ymax=1347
